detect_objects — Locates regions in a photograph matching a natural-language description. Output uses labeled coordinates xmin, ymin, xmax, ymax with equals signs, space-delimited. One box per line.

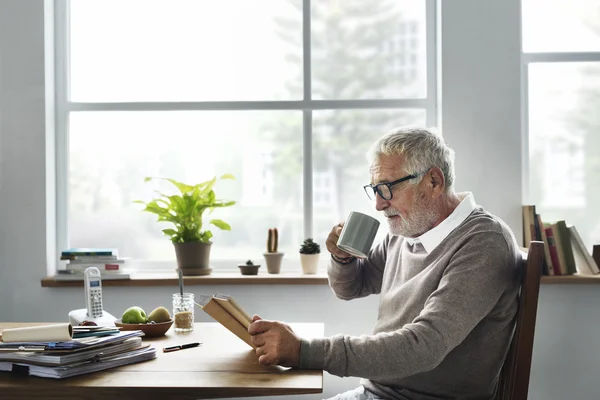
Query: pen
xmin=162 ymin=342 xmax=201 ymax=353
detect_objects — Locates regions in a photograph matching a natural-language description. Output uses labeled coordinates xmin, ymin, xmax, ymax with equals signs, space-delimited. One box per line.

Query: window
xmin=56 ymin=0 xmax=437 ymax=267
xmin=523 ymin=0 xmax=600 ymax=250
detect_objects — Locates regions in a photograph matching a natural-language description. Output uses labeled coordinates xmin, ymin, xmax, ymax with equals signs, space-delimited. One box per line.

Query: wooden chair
xmin=495 ymin=241 xmax=545 ymax=400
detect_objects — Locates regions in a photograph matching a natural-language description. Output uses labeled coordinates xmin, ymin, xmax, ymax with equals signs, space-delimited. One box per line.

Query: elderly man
xmin=249 ymin=127 xmax=521 ymax=400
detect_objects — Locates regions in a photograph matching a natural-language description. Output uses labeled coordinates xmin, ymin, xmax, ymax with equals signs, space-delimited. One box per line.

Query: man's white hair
xmin=366 ymin=126 xmax=456 ymax=191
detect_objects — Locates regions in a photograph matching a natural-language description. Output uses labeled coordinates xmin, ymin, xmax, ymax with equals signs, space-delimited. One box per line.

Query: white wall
xmin=1 ymin=1 xmax=599 ymax=399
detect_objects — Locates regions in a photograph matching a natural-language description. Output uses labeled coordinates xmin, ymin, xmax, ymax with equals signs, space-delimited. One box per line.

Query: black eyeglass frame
xmin=363 ymin=173 xmax=418 ymax=201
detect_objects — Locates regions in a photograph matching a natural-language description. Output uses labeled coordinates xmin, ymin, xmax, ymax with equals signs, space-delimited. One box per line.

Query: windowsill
xmin=41 ymin=271 xmax=330 ymax=287
xmin=40 ymin=273 xmax=600 ymax=288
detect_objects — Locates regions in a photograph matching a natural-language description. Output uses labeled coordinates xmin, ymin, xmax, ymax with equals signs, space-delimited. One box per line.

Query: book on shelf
xmin=568 ymin=225 xmax=600 ymax=275
xmin=60 ymin=255 xmax=119 ymax=261
xmin=61 ymin=248 xmax=118 ymax=257
xmin=535 ymin=214 xmax=553 ymax=275
xmin=555 ymin=221 xmax=577 ymax=275
xmin=59 ymin=262 xmax=128 ymax=272
xmin=594 ymin=245 xmax=600 ymax=270
xmin=544 ymin=225 xmax=562 ymax=275
xmin=54 ymin=271 xmax=131 ymax=281
xmin=196 ymin=294 xmax=255 ymax=349
xmin=522 ymin=205 xmax=536 ymax=247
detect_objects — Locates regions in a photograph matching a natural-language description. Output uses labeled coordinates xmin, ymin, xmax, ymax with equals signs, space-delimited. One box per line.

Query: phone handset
xmin=84 ymin=267 xmax=104 ymax=318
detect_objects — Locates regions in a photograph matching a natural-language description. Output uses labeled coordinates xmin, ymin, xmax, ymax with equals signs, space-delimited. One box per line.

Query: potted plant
xmin=263 ymin=228 xmax=284 ymax=274
xmin=134 ymin=174 xmax=235 ymax=276
xmin=299 ymin=238 xmax=321 ymax=274
xmin=238 ymin=259 xmax=260 ymax=276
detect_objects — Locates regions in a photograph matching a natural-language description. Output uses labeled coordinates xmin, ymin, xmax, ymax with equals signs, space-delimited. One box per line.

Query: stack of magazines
xmin=0 ymin=324 xmax=156 ymax=379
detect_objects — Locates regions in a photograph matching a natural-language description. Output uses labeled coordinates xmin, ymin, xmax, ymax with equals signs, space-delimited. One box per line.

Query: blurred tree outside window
xmin=59 ymin=0 xmax=434 ymax=266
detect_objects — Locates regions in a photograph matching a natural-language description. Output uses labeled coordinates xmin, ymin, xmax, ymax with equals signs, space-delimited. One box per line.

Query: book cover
xmin=544 ymin=226 xmax=562 ymax=275
xmin=61 ymin=263 xmax=124 ymax=271
xmin=555 ymin=221 xmax=577 ymax=275
xmin=196 ymin=294 xmax=255 ymax=349
xmin=61 ymin=248 xmax=118 ymax=257
xmin=522 ymin=205 xmax=536 ymax=247
xmin=213 ymin=293 xmax=252 ymax=329
xmin=550 ymin=223 xmax=569 ymax=275
xmin=536 ymin=214 xmax=553 ymax=275
xmin=60 ymin=255 xmax=119 ymax=261
xmin=568 ymin=226 xmax=600 ymax=275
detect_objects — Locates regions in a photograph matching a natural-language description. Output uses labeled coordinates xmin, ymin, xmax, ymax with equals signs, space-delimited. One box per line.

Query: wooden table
xmin=0 ymin=322 xmax=324 ymax=399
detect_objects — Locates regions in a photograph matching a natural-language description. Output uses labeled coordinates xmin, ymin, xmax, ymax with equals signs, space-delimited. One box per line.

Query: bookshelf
xmin=541 ymin=274 xmax=600 ymax=284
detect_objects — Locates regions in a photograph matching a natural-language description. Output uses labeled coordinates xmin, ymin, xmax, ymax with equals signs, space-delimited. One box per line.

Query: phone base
xmin=68 ymin=308 xmax=117 ymax=327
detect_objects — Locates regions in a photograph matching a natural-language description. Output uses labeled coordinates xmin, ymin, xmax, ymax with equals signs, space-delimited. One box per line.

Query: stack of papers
xmin=0 ymin=326 xmax=156 ymax=379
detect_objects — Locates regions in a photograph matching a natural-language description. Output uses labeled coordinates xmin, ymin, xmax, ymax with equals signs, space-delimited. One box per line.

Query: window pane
xmin=69 ymin=0 xmax=302 ymax=102
xmin=311 ymin=0 xmax=426 ymax=99
xmin=312 ymin=109 xmax=426 ymax=253
xmin=522 ymin=0 xmax=600 ymax=52
xmin=528 ymin=63 xmax=600 ymax=249
xmin=68 ymin=111 xmax=303 ymax=261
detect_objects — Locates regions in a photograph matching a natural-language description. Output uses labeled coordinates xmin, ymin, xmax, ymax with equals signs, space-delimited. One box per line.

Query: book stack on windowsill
xmin=55 ymin=248 xmax=131 ymax=280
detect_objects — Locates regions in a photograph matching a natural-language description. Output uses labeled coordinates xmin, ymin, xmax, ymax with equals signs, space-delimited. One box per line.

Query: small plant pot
xmin=173 ymin=241 xmax=213 ymax=276
xmin=300 ymin=253 xmax=320 ymax=274
xmin=263 ymin=252 xmax=284 ymax=274
xmin=238 ymin=264 xmax=260 ymax=275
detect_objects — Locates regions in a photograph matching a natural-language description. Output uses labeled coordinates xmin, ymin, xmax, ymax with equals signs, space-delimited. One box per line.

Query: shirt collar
xmin=405 ymin=192 xmax=477 ymax=254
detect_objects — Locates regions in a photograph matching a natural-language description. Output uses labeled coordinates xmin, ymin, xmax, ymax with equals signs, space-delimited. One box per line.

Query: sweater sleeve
xmin=327 ymin=235 xmax=391 ymax=300
xmin=300 ymin=231 xmax=518 ymax=380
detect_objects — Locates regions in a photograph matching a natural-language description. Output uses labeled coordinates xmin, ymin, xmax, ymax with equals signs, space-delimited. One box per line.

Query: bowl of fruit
xmin=114 ymin=306 xmax=174 ymax=338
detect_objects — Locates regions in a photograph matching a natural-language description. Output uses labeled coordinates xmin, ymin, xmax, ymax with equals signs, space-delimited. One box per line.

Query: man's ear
xmin=428 ymin=168 xmax=445 ymax=197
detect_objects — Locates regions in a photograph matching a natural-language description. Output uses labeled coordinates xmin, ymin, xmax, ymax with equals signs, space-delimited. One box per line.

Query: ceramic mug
xmin=336 ymin=211 xmax=380 ymax=258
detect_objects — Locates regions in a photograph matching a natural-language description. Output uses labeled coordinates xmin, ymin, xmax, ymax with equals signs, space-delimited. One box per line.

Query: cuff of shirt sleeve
xmin=299 ymin=338 xmax=325 ymax=370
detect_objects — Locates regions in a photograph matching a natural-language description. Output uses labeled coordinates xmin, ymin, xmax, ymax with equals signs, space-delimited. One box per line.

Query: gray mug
xmin=336 ymin=211 xmax=380 ymax=258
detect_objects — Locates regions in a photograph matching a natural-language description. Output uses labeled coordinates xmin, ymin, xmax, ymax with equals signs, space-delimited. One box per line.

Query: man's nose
xmin=374 ymin=192 xmax=389 ymax=211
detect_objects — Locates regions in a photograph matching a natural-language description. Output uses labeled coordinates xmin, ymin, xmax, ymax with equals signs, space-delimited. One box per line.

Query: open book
xmin=196 ymin=294 xmax=255 ymax=348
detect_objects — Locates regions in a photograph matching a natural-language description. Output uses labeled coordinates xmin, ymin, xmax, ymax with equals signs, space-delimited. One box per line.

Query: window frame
xmin=521 ymin=50 xmax=600 ymax=203
xmin=53 ymin=0 xmax=439 ymax=268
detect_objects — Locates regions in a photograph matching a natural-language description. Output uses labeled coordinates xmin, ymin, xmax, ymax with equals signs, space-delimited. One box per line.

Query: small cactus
xmin=299 ymin=238 xmax=320 ymax=254
xmin=267 ymin=227 xmax=279 ymax=253
xmin=246 ymin=259 xmax=254 ymax=266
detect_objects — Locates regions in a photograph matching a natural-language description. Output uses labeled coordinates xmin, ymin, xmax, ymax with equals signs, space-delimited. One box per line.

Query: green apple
xmin=121 ymin=306 xmax=147 ymax=324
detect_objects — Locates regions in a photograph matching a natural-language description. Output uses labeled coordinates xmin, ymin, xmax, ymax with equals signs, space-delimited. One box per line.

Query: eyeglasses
xmin=363 ymin=173 xmax=418 ymax=201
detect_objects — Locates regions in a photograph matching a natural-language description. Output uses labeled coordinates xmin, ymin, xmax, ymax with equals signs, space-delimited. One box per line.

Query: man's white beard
xmin=385 ymin=191 xmax=440 ymax=238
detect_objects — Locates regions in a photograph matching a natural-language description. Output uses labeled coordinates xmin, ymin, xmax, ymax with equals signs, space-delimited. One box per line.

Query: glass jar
xmin=172 ymin=293 xmax=195 ymax=332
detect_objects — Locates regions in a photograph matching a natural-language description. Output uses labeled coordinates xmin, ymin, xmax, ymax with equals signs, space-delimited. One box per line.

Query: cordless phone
xmin=84 ymin=267 xmax=104 ymax=318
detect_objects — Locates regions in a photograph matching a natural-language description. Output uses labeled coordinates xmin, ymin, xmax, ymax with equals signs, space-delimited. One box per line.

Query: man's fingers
xmin=251 ymin=333 xmax=266 ymax=347
xmin=248 ymin=319 xmax=271 ymax=335
xmin=252 ymin=314 xmax=262 ymax=322
xmin=258 ymin=353 xmax=277 ymax=366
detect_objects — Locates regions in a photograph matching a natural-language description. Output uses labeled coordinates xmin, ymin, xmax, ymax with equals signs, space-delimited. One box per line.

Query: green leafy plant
xmin=134 ymin=174 xmax=236 ymax=243
xmin=267 ymin=228 xmax=279 ymax=253
xmin=246 ymin=259 xmax=254 ymax=266
xmin=299 ymin=238 xmax=321 ymax=254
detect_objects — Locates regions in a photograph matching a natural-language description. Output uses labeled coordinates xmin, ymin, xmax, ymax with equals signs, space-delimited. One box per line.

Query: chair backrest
xmin=494 ymin=241 xmax=544 ymax=400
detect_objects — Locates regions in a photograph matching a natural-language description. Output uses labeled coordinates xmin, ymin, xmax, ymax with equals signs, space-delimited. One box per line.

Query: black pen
xmin=162 ymin=342 xmax=201 ymax=353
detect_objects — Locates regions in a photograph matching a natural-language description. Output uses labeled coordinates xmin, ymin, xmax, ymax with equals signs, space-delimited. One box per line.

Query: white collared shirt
xmin=405 ymin=192 xmax=477 ymax=254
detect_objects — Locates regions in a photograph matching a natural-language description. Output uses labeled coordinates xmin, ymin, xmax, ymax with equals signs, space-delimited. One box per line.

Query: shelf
xmin=41 ymin=271 xmax=330 ymax=288
xmin=41 ymin=272 xmax=600 ymax=288
xmin=541 ymin=274 xmax=600 ymax=284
